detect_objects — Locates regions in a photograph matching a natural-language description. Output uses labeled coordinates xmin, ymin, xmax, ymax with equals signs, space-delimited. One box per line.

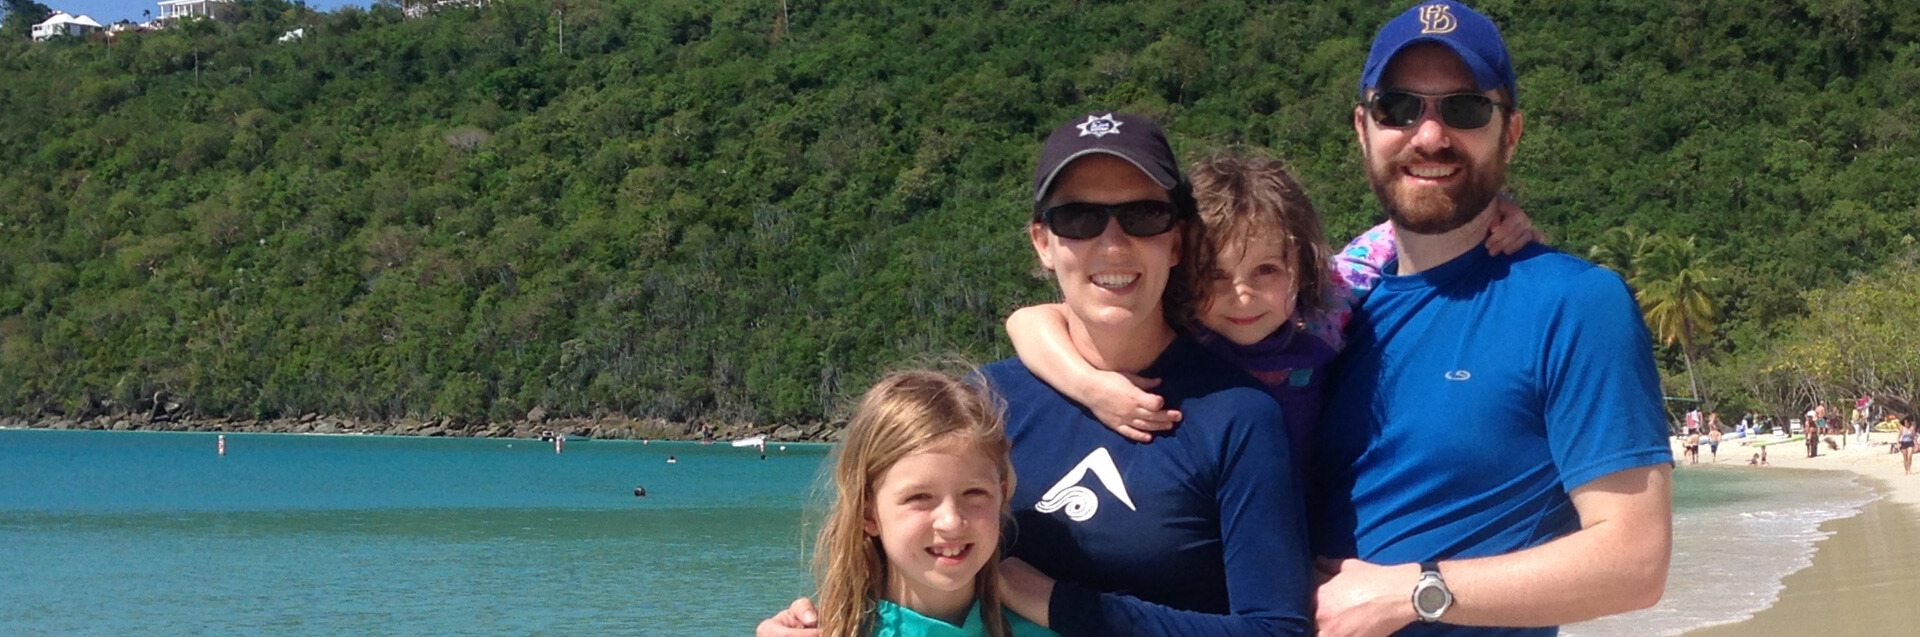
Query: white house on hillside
xmin=31 ymin=12 xmax=104 ymax=41
xmin=154 ymin=0 xmax=233 ymax=24
xmin=404 ymin=0 xmax=488 ymax=20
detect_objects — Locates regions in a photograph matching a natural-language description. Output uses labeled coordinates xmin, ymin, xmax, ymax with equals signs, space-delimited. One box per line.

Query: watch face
xmin=1416 ymin=585 xmax=1448 ymax=612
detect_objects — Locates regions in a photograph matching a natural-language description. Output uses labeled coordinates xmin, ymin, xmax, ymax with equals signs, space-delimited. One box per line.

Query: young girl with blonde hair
xmin=810 ymin=370 xmax=1054 ymax=637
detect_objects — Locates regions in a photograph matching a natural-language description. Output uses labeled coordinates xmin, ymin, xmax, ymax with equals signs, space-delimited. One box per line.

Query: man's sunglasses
xmin=1041 ymin=200 xmax=1179 ymax=240
xmin=1365 ymin=91 xmax=1507 ymax=130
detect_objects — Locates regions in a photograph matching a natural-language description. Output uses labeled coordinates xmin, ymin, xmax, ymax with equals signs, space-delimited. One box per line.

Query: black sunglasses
xmin=1041 ymin=200 xmax=1179 ymax=240
xmin=1366 ymin=91 xmax=1506 ymax=130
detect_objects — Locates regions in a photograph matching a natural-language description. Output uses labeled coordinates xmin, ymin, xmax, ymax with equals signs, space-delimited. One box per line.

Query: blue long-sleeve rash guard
xmin=981 ymin=336 xmax=1312 ymax=637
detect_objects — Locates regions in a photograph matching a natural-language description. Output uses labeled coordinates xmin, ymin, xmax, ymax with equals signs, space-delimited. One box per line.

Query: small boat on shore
xmin=730 ymin=434 xmax=767 ymax=448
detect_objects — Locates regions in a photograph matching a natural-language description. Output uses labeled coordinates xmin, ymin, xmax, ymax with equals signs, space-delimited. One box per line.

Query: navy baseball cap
xmin=1032 ymin=112 xmax=1182 ymax=216
xmin=1358 ymin=1 xmax=1517 ymax=105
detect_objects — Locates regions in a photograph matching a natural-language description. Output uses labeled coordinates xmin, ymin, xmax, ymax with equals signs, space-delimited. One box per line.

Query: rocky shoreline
xmin=0 ymin=406 xmax=846 ymax=443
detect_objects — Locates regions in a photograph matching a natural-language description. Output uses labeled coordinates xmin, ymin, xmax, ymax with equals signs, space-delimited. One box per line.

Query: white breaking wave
xmin=1565 ymin=469 xmax=1877 ymax=637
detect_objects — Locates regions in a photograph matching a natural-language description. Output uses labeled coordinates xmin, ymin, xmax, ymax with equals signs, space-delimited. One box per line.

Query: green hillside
xmin=2 ymin=0 xmax=1916 ymax=426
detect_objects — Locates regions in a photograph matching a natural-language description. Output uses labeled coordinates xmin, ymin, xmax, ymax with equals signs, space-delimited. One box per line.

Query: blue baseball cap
xmin=1358 ymin=1 xmax=1517 ymax=106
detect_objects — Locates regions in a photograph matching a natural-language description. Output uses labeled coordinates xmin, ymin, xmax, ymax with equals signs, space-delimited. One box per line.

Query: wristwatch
xmin=1412 ymin=560 xmax=1453 ymax=624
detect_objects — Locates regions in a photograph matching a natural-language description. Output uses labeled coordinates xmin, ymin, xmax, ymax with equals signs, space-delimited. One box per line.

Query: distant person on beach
xmin=1851 ymin=402 xmax=1869 ymax=444
xmin=1888 ymin=414 xmax=1903 ymax=454
xmin=1804 ymin=419 xmax=1820 ymax=458
xmin=1831 ymin=402 xmax=1846 ymax=449
xmin=762 ymin=113 xmax=1313 ymax=636
xmin=1708 ymin=423 xmax=1722 ymax=463
xmin=797 ymin=370 xmax=1053 ymax=637
xmin=1309 ymin=3 xmax=1673 ymax=635
xmin=1898 ymin=415 xmax=1915 ymax=475
xmin=1683 ymin=433 xmax=1700 ymax=465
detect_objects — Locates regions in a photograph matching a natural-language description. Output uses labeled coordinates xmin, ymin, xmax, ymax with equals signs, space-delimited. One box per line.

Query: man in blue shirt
xmin=1308 ymin=3 xmax=1673 ymax=636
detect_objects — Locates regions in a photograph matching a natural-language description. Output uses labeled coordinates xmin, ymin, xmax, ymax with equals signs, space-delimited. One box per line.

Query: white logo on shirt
xmin=1444 ymin=370 xmax=1472 ymax=381
xmin=1035 ymin=447 xmax=1136 ymax=522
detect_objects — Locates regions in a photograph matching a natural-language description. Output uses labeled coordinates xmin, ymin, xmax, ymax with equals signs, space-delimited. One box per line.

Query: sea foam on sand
xmin=1566 ymin=466 xmax=1875 ymax=637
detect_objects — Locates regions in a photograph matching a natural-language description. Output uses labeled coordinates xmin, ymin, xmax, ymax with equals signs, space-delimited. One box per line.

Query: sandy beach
xmin=1676 ymin=429 xmax=1920 ymax=636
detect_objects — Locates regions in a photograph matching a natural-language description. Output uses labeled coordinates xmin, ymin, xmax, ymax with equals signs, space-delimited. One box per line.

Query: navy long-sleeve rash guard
xmin=982 ymin=336 xmax=1311 ymax=637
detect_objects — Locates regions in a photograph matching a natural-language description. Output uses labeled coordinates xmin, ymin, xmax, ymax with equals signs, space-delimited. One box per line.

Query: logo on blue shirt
xmin=1035 ymin=447 xmax=1137 ymax=522
xmin=1444 ymin=370 xmax=1472 ymax=381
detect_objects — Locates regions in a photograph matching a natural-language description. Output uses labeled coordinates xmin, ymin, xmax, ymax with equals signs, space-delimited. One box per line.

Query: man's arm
xmin=1315 ymin=464 xmax=1671 ymax=637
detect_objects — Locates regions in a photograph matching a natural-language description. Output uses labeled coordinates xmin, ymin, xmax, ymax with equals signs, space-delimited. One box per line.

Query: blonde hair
xmin=814 ymin=370 xmax=1016 ymax=637
xmin=1184 ymin=151 xmax=1334 ymax=327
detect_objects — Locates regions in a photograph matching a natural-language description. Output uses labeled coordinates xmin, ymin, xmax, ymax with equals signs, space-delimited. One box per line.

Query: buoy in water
xmin=778 ymin=445 xmax=786 ymax=451
xmin=634 ymin=486 xmax=647 ymax=497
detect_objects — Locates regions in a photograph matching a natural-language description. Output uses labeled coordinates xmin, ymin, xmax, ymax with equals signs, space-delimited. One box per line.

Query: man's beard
xmin=1365 ymin=142 xmax=1507 ymax=235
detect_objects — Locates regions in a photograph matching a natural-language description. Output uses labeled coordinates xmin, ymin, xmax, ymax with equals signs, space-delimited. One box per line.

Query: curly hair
xmin=1182 ymin=151 xmax=1334 ymax=328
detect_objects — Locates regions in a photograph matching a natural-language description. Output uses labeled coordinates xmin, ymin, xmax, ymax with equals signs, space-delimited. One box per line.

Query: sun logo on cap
xmin=1420 ymin=4 xmax=1458 ymax=34
xmin=1077 ymin=114 xmax=1123 ymax=138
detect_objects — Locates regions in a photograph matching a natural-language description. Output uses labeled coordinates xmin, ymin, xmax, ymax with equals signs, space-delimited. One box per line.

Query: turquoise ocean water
xmin=0 ymin=429 xmax=1874 ymax=635
xmin=0 ymin=430 xmax=824 ymax=635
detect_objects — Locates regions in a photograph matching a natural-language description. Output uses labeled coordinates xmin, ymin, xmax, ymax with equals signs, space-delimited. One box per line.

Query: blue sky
xmin=32 ymin=0 xmax=366 ymax=26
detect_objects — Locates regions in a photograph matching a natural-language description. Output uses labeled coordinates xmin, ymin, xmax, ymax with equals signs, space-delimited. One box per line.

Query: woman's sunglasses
xmin=1041 ymin=200 xmax=1178 ymax=240
xmin=1365 ymin=91 xmax=1506 ymax=130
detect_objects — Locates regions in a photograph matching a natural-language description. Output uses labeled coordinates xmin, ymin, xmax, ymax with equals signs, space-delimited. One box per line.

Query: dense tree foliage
xmin=2 ymin=0 xmax=1916 ymax=425
xmin=1 ymin=0 xmax=53 ymax=39
xmin=1705 ymin=245 xmax=1920 ymax=422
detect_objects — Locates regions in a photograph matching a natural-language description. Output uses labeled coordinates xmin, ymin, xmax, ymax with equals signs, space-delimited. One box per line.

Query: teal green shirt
xmin=872 ymin=599 xmax=1058 ymax=637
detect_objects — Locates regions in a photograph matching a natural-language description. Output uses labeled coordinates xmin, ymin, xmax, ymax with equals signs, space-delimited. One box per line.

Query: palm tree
xmin=1586 ymin=226 xmax=1646 ymax=278
xmin=1631 ymin=234 xmax=1719 ymax=401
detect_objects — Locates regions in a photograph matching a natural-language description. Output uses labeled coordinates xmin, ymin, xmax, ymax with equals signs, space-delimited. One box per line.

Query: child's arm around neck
xmin=1005 ymin=303 xmax=1182 ymax=442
